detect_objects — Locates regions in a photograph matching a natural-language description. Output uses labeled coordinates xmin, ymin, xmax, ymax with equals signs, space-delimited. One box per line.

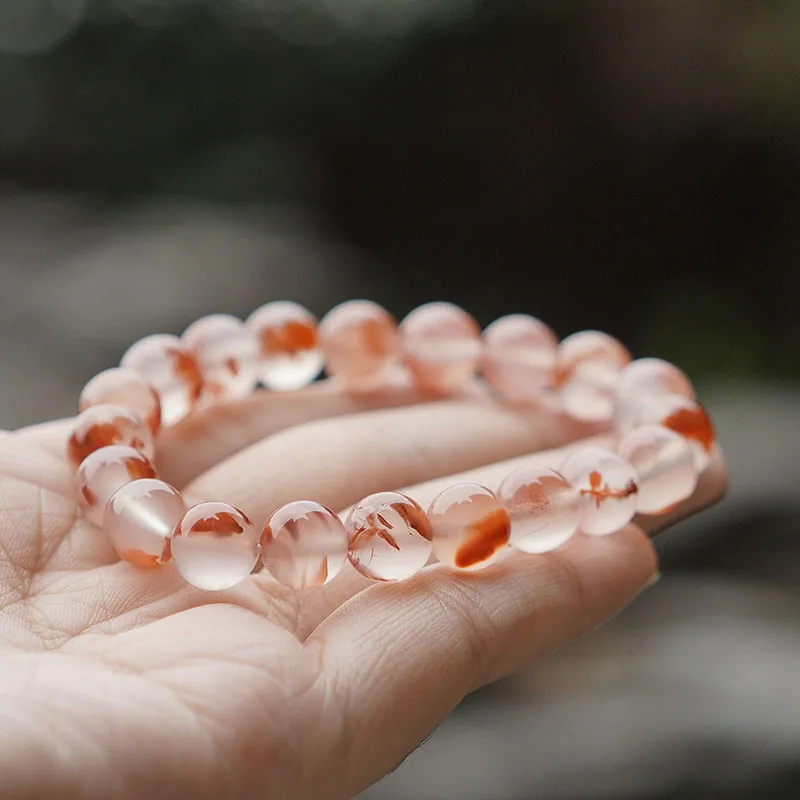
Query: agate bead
xmin=246 ymin=301 xmax=323 ymax=391
xmin=498 ymin=466 xmax=581 ymax=553
xmin=346 ymin=491 xmax=433 ymax=581
xmin=560 ymin=446 xmax=639 ymax=536
xmin=77 ymin=445 xmax=157 ymax=526
xmin=103 ymin=478 xmax=186 ymax=568
xmin=261 ymin=500 xmax=348 ymax=589
xmin=79 ymin=367 xmax=161 ymax=434
xmin=171 ymin=502 xmax=260 ymax=591
xmin=399 ymin=302 xmax=482 ymax=393
xmin=428 ymin=483 xmax=510 ymax=570
xmin=68 ymin=404 xmax=154 ymax=468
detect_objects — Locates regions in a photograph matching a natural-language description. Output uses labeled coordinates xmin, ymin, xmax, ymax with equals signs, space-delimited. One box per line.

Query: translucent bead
xmin=318 ymin=300 xmax=399 ymax=391
xmin=631 ymin=394 xmax=715 ymax=471
xmin=77 ymin=445 xmax=157 ymax=526
xmin=399 ymin=302 xmax=482 ymax=393
xmin=616 ymin=425 xmax=697 ymax=515
xmin=246 ymin=301 xmax=324 ymax=391
xmin=79 ymin=367 xmax=162 ymax=435
xmin=555 ymin=331 xmax=631 ymax=422
xmin=261 ymin=501 xmax=348 ymax=589
xmin=428 ymin=483 xmax=510 ymax=570
xmin=498 ymin=466 xmax=581 ymax=553
xmin=68 ymin=404 xmax=154 ymax=469
xmin=560 ymin=446 xmax=639 ymax=536
xmin=182 ymin=314 xmax=259 ymax=404
xmin=482 ymin=314 xmax=558 ymax=406
xmin=121 ymin=334 xmax=204 ymax=425
xmin=171 ymin=502 xmax=260 ymax=591
xmin=346 ymin=491 xmax=433 ymax=581
xmin=614 ymin=358 xmax=695 ymax=434
xmin=103 ymin=478 xmax=186 ymax=568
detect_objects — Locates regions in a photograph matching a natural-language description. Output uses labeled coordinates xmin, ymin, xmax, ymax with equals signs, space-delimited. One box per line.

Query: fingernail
xmin=645 ymin=571 xmax=661 ymax=588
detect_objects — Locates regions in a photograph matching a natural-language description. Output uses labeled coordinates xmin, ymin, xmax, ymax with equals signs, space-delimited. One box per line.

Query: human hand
xmin=0 ymin=383 xmax=726 ymax=799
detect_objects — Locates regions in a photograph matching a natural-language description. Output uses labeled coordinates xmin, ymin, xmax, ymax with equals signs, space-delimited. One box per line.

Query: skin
xmin=0 ymin=382 xmax=726 ymax=799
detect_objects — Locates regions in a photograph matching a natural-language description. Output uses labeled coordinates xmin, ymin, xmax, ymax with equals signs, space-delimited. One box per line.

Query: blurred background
xmin=1 ymin=1 xmax=798 ymax=797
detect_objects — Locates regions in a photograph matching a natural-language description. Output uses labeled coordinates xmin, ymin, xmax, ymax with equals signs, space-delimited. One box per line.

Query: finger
xmin=310 ymin=526 xmax=657 ymax=798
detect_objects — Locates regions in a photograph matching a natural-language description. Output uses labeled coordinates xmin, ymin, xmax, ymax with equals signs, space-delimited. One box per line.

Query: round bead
xmin=182 ymin=314 xmax=259 ymax=404
xmin=318 ymin=300 xmax=399 ymax=391
xmin=171 ymin=502 xmax=260 ymax=591
xmin=121 ymin=334 xmax=204 ymax=425
xmin=246 ymin=301 xmax=323 ymax=391
xmin=498 ymin=466 xmax=581 ymax=553
xmin=560 ymin=446 xmax=639 ymax=536
xmin=616 ymin=425 xmax=697 ymax=515
xmin=399 ymin=302 xmax=482 ymax=393
xmin=428 ymin=483 xmax=510 ymax=570
xmin=482 ymin=314 xmax=558 ymax=406
xmin=346 ymin=491 xmax=433 ymax=581
xmin=614 ymin=358 xmax=695 ymax=434
xmin=555 ymin=331 xmax=632 ymax=422
xmin=103 ymin=478 xmax=186 ymax=568
xmin=632 ymin=394 xmax=715 ymax=471
xmin=261 ymin=501 xmax=348 ymax=589
xmin=77 ymin=445 xmax=157 ymax=527
xmin=79 ymin=367 xmax=162 ymax=435
xmin=67 ymin=404 xmax=154 ymax=469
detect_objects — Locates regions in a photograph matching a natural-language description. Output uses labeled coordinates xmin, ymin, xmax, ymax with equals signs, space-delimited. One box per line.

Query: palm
xmin=0 ymin=391 xmax=723 ymax=799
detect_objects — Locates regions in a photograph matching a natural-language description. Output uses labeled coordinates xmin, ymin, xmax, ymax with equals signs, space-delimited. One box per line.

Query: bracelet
xmin=68 ymin=300 xmax=714 ymax=591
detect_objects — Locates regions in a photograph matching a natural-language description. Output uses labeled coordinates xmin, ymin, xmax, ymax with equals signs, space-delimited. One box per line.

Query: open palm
xmin=0 ymin=384 xmax=725 ymax=799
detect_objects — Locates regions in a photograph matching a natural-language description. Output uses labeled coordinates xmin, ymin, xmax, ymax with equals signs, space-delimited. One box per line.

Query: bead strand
xmin=69 ymin=299 xmax=716 ymax=592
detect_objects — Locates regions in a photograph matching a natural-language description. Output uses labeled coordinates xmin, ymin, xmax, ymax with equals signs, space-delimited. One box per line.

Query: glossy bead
xmin=346 ymin=491 xmax=433 ymax=581
xmin=616 ymin=425 xmax=697 ymax=514
xmin=67 ymin=404 xmax=154 ymax=469
xmin=318 ymin=300 xmax=399 ymax=390
xmin=560 ymin=446 xmax=639 ymax=536
xmin=498 ymin=466 xmax=581 ymax=553
xmin=121 ymin=334 xmax=204 ymax=425
xmin=171 ymin=502 xmax=260 ymax=591
xmin=631 ymin=394 xmax=715 ymax=471
xmin=79 ymin=367 xmax=162 ymax=435
xmin=555 ymin=331 xmax=631 ymax=422
xmin=103 ymin=478 xmax=185 ymax=568
xmin=261 ymin=501 xmax=348 ymax=589
xmin=482 ymin=314 xmax=558 ymax=406
xmin=428 ymin=483 xmax=510 ymax=570
xmin=614 ymin=358 xmax=695 ymax=434
xmin=399 ymin=302 xmax=482 ymax=393
xmin=246 ymin=301 xmax=323 ymax=391
xmin=182 ymin=314 xmax=259 ymax=404
xmin=77 ymin=445 xmax=157 ymax=526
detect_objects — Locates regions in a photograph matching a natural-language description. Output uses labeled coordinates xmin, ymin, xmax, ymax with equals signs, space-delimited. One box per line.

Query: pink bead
xmin=614 ymin=358 xmax=695 ymax=434
xmin=77 ymin=445 xmax=157 ymax=526
xmin=103 ymin=478 xmax=186 ymax=568
xmin=498 ymin=466 xmax=581 ymax=553
xmin=261 ymin=501 xmax=348 ymax=589
xmin=399 ymin=302 xmax=482 ymax=393
xmin=318 ymin=300 xmax=399 ymax=390
xmin=346 ymin=491 xmax=433 ymax=581
xmin=80 ymin=367 xmax=162 ymax=435
xmin=171 ymin=502 xmax=260 ymax=591
xmin=482 ymin=314 xmax=558 ymax=406
xmin=616 ymin=425 xmax=697 ymax=515
xmin=555 ymin=331 xmax=632 ymax=422
xmin=428 ymin=483 xmax=510 ymax=570
xmin=630 ymin=393 xmax=715 ymax=471
xmin=121 ymin=334 xmax=204 ymax=425
xmin=560 ymin=446 xmax=639 ymax=536
xmin=182 ymin=314 xmax=259 ymax=404
xmin=246 ymin=301 xmax=323 ymax=391
xmin=67 ymin=404 xmax=154 ymax=469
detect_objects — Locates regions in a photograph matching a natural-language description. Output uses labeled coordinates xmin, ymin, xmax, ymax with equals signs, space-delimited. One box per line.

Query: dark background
xmin=0 ymin=1 xmax=798 ymax=798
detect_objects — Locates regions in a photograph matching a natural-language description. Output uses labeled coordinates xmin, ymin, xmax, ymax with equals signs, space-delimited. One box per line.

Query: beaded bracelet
xmin=68 ymin=300 xmax=715 ymax=591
